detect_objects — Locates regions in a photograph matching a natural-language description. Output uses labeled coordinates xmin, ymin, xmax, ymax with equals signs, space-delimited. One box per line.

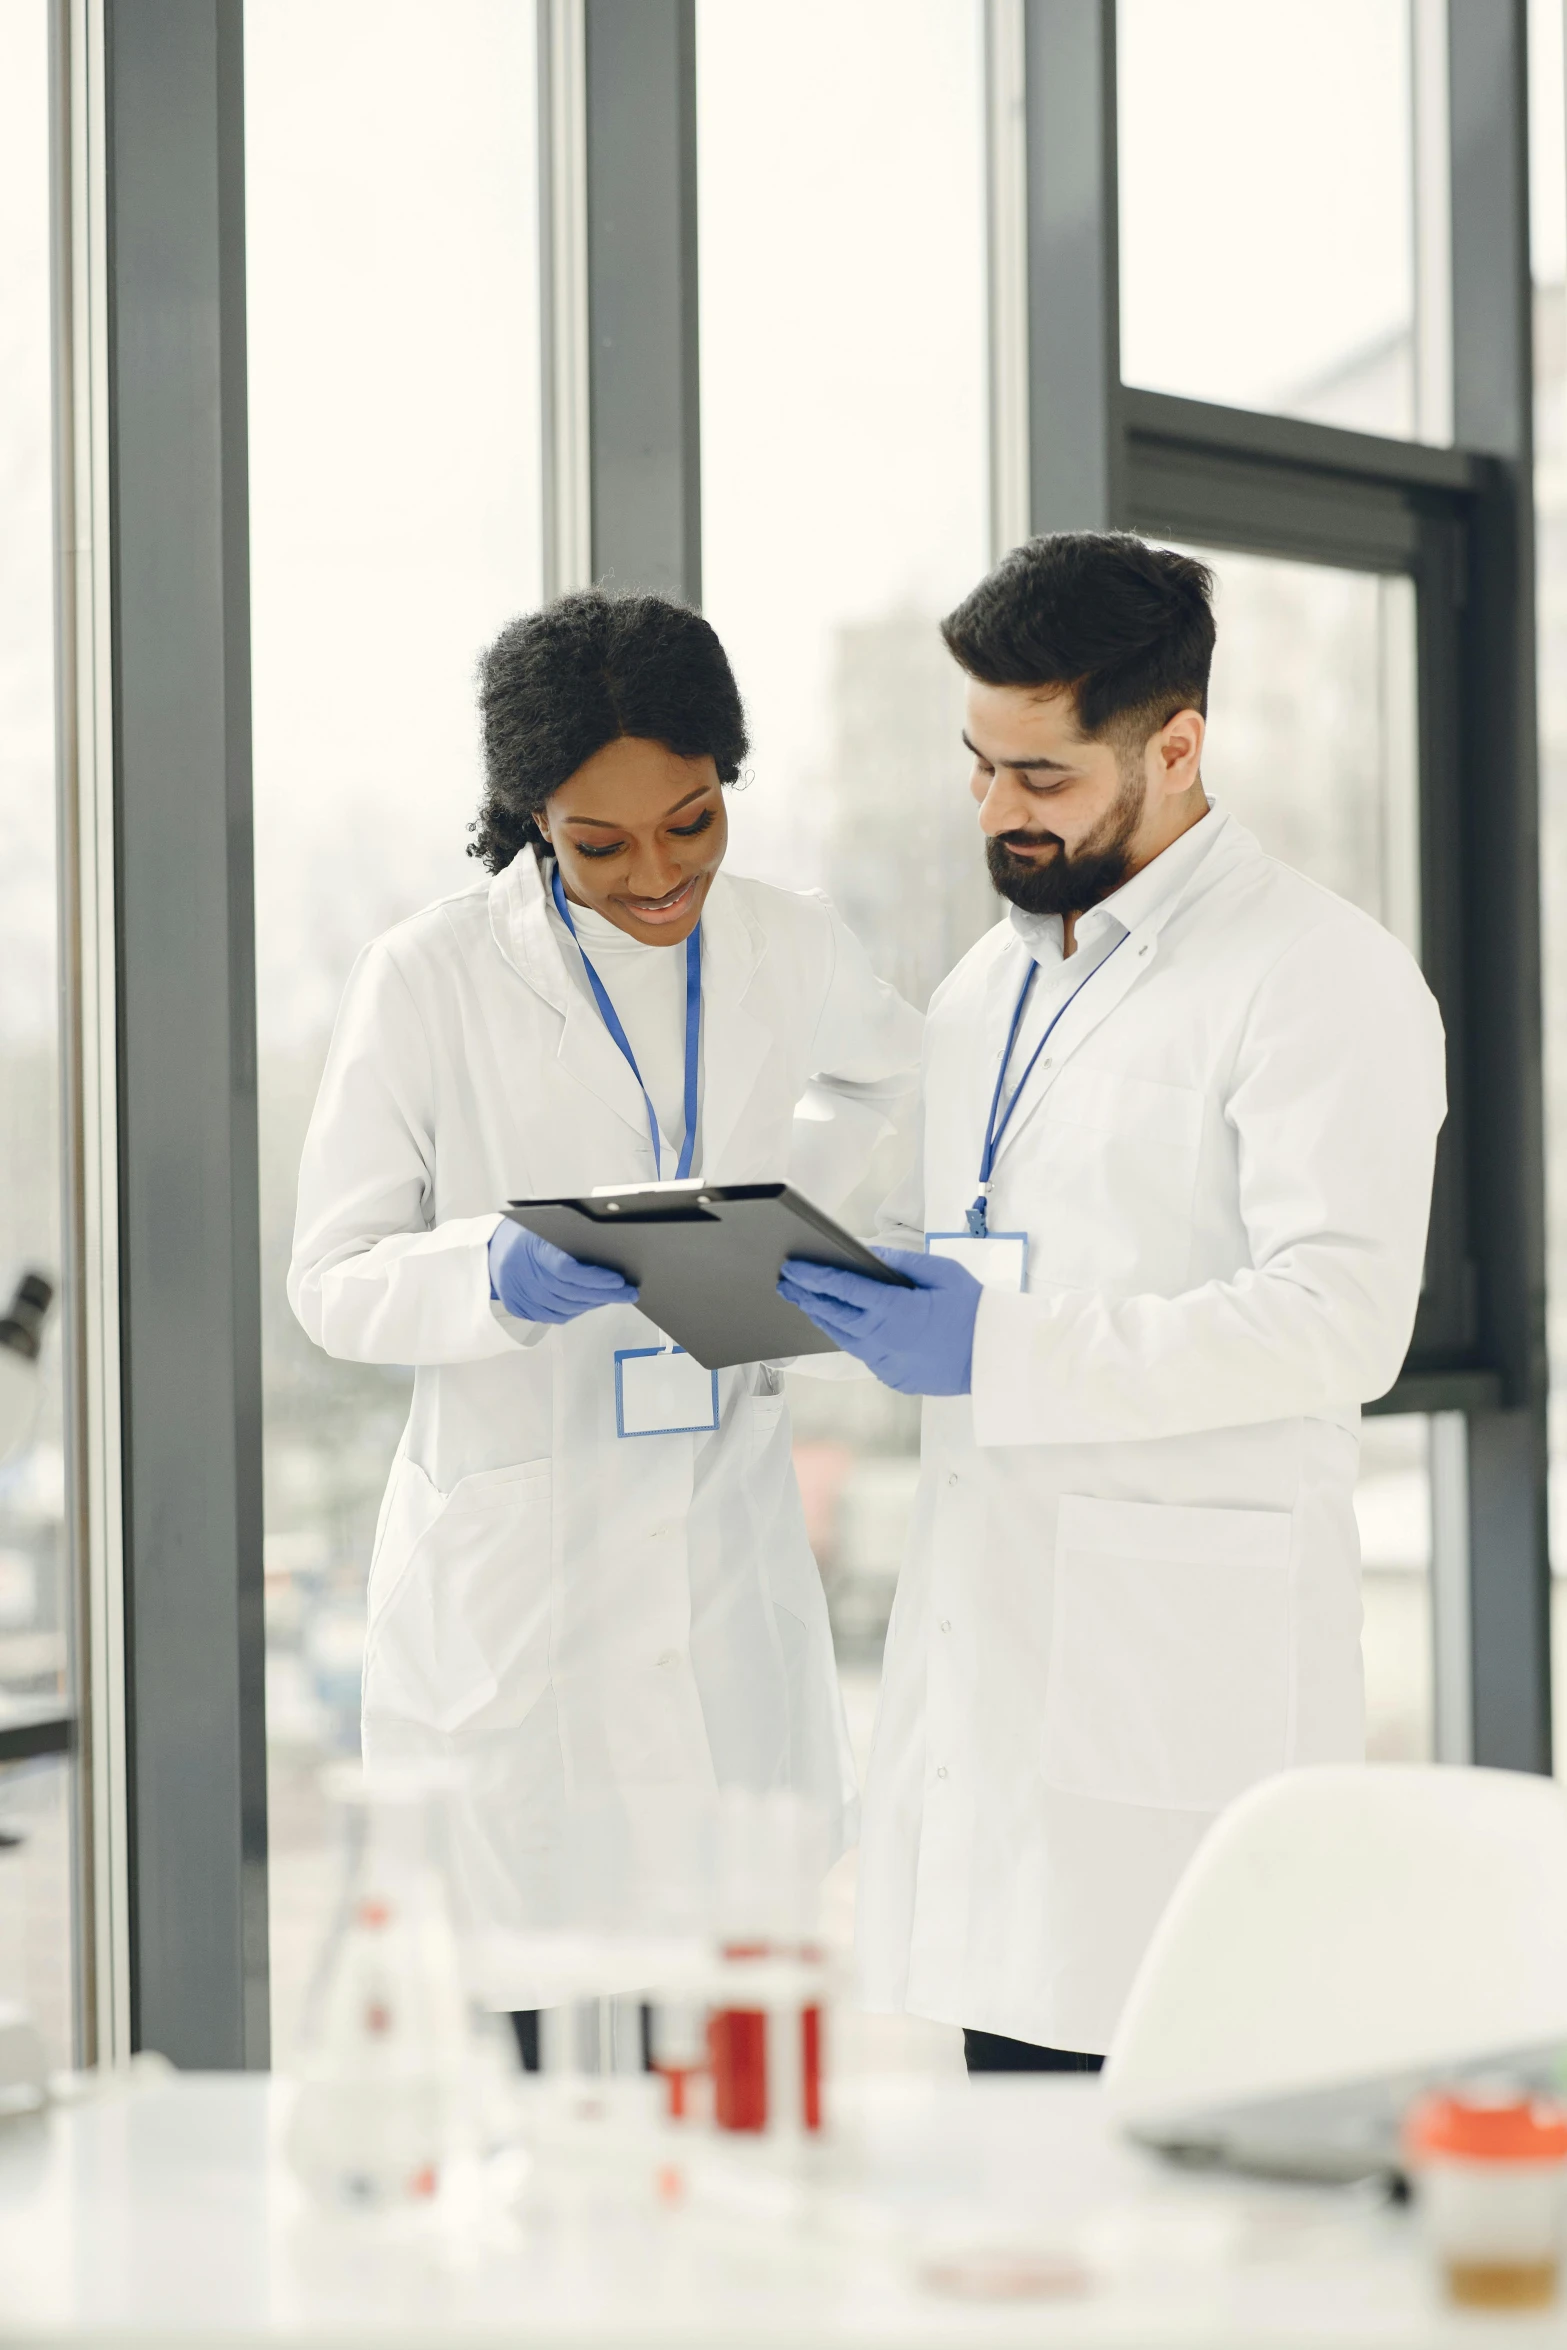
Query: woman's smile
xmin=617 ymin=874 xmax=701 ymax=925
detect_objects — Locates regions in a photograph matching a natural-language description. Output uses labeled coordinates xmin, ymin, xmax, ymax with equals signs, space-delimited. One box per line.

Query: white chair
xmin=1104 ymin=1766 xmax=1567 ymax=2176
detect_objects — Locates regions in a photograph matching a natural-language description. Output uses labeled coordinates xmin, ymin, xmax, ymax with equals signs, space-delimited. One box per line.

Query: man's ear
xmin=1151 ymin=706 xmax=1205 ymax=797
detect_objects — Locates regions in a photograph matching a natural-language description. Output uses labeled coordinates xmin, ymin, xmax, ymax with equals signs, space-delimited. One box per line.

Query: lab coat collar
xmin=489 ymin=851 xmax=649 ymax=1148
xmin=681 ymin=869 xmax=770 ymax=1177
xmin=1005 ymin=800 xmax=1228 ymax=969
xmin=487 ymin=851 xmax=769 ymax=1173
xmin=983 ymin=807 xmax=1249 ymax=1165
xmin=1096 ymin=797 xmax=1231 ymax=932
xmin=489 ymin=846 xmax=570 ymax=1011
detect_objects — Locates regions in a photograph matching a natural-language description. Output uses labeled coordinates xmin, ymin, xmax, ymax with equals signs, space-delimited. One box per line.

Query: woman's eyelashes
xmin=568 ymin=807 xmax=717 ymax=860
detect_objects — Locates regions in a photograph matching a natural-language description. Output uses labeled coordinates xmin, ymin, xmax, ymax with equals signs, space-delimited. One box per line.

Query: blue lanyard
xmin=551 ymin=863 xmax=701 ymax=1181
xmin=968 ymin=930 xmax=1132 ymax=1235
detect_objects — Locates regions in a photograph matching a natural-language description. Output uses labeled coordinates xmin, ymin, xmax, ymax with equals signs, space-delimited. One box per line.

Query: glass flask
xmin=285 ymin=1760 xmax=481 ymax=2209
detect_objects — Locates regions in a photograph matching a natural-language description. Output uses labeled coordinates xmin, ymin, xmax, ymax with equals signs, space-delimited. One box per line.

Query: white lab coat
xmin=856 ymin=810 xmax=1447 ymax=2053
xmin=288 ymin=852 xmax=920 ymax=1991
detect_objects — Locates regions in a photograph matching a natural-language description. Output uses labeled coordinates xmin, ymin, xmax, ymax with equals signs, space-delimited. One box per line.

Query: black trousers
xmin=519 ymin=2012 xmax=1101 ymax=2077
xmin=510 ymin=2007 xmax=654 ymax=2073
xmin=963 ymin=2027 xmax=1104 ymax=2074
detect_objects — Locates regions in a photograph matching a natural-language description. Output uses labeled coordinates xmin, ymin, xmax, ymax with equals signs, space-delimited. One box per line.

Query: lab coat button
xmin=656 ymin=1650 xmax=680 ymax=1669
xmin=935 ymin=1765 xmax=949 ymax=1780
xmin=650 ymin=1521 xmax=677 ymax=1540
xmin=947 ymin=1472 xmax=959 ymax=1488
xmin=940 ymin=1618 xmax=952 ymax=1633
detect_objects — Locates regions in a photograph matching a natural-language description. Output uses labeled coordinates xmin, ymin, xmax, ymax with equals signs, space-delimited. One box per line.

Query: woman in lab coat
xmin=288 ymin=590 xmax=920 ymax=1988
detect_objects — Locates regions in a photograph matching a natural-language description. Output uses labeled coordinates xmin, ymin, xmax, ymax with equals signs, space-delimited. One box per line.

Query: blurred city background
xmin=2 ymin=0 xmax=1565 ymax=2068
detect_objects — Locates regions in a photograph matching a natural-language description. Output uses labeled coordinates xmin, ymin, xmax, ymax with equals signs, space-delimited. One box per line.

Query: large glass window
xmin=696 ymin=0 xmax=994 ymax=994
xmin=1118 ymin=0 xmax=1425 ymax=438
xmin=0 ymin=0 xmax=75 ymax=2065
xmin=696 ymin=3 xmax=992 ymax=1635
xmin=697 ymin=0 xmax=988 ymax=2066
xmin=245 ymin=0 xmax=544 ymax=2063
xmin=1183 ymin=541 xmax=1433 ymax=1757
xmin=1198 ymin=551 xmax=1420 ymax=954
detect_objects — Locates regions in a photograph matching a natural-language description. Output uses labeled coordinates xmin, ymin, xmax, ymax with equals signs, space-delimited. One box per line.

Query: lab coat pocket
xmin=363 ymin=1458 xmax=553 ymax=1739
xmin=1041 ymin=1495 xmax=1292 ymax=1812
xmin=366 ymin=1444 xmax=438 ymax=1626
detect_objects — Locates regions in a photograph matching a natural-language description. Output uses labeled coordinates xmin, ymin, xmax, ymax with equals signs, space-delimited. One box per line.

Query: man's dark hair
xmin=940 ymin=532 xmax=1215 ymax=746
xmin=471 ymin=588 xmax=749 ymax=873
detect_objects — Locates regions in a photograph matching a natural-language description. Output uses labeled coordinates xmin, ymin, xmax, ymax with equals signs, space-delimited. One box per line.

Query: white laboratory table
xmin=0 ymin=2069 xmax=1554 ymax=2349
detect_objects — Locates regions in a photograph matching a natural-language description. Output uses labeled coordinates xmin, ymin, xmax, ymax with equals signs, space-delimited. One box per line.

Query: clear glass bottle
xmin=285 ymin=1760 xmax=481 ymax=2209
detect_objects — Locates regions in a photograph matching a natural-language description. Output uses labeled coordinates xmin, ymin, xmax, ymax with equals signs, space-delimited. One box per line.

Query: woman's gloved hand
xmin=777 ymin=1246 xmax=981 ymax=1395
xmin=488 ymin=1221 xmax=638 ymax=1324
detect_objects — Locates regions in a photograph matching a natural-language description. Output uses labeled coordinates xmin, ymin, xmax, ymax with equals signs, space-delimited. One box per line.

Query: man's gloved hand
xmin=777 ymin=1246 xmax=981 ymax=1396
xmin=488 ymin=1221 xmax=638 ymax=1324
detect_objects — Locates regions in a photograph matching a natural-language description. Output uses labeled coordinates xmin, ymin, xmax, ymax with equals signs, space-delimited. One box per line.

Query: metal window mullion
xmin=1121 ymin=386 xmax=1484 ymax=495
xmin=1123 ymin=449 xmax=1428 ymax=574
xmin=1412 ymin=0 xmax=1456 ymax=445
xmin=582 ymin=0 xmax=701 ymax=602
xmin=1022 ymin=0 xmax=1120 ymax=533
xmin=51 ymin=0 xmax=132 ymax=2072
xmin=1448 ymin=0 xmax=1550 ymax=1772
xmin=103 ymin=0 xmax=268 ymax=2066
xmin=1430 ymin=1409 xmax=1474 ymax=1761
xmin=985 ymin=0 xmax=1031 ymax=559
xmin=539 ymin=0 xmax=592 ymax=597
xmin=1407 ymin=508 xmax=1474 ymax=1372
xmin=1378 ymin=572 xmax=1423 ymax=961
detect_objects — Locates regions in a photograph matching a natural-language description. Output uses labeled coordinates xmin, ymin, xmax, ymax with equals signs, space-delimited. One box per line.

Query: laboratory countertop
xmin=0 ymin=2068 xmax=1554 ymax=2348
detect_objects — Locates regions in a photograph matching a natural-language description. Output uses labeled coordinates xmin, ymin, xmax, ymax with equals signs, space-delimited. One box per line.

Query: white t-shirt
xmin=549 ymin=889 xmax=701 ymax=1171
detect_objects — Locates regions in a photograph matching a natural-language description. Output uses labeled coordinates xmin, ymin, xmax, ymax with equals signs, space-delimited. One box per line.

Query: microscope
xmin=0 ymin=1273 xmax=52 ymax=1468
xmin=0 ymin=1269 xmax=55 ymax=2117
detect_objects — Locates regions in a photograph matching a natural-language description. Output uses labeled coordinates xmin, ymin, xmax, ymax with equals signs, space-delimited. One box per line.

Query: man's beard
xmin=985 ymin=759 xmax=1146 ymax=917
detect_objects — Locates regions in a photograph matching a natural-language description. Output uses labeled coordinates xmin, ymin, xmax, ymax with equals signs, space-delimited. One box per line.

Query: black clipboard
xmin=502 ymin=1180 xmax=915 ymax=1370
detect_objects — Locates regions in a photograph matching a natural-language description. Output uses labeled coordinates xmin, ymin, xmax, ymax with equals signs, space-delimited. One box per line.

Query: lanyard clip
xmin=965 ymin=1196 xmax=989 ymax=1239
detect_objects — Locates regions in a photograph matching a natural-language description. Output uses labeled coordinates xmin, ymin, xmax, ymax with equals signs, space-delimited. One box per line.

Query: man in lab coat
xmin=781 ymin=532 xmax=1447 ymax=2072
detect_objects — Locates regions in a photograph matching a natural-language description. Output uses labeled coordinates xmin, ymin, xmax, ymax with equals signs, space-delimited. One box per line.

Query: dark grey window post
xmin=1448 ymin=0 xmax=1550 ymax=1771
xmin=105 ymin=0 xmax=268 ymax=2064
xmin=583 ymin=0 xmax=701 ymax=602
xmin=1023 ymin=0 xmax=1120 ymax=533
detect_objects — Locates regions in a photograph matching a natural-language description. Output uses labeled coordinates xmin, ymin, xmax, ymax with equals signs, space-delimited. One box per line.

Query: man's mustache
xmin=994 ymin=830 xmax=1064 ymax=854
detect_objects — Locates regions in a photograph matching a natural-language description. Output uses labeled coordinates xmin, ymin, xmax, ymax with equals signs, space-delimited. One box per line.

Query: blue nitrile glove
xmin=488 ymin=1220 xmax=638 ymax=1324
xmin=777 ymin=1247 xmax=981 ymax=1396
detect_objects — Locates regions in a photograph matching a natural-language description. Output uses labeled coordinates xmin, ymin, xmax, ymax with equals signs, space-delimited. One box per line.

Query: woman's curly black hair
xmin=470 ymin=588 xmax=750 ymax=873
